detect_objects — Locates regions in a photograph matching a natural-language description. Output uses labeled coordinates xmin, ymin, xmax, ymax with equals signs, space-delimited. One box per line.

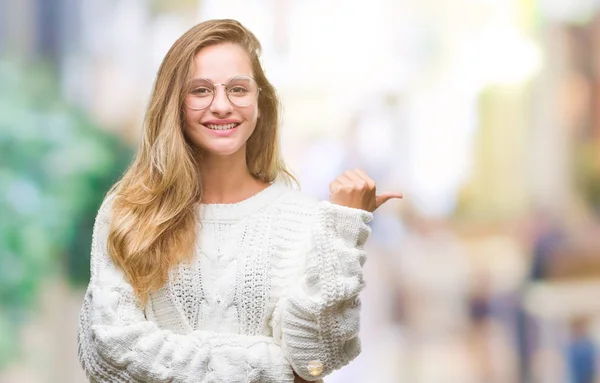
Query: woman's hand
xmin=329 ymin=169 xmax=402 ymax=212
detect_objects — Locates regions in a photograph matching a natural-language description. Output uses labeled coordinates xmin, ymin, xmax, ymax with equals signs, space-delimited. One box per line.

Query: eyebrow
xmin=189 ymin=75 xmax=254 ymax=83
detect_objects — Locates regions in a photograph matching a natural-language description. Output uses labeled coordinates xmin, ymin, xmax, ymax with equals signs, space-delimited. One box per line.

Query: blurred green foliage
xmin=0 ymin=59 xmax=132 ymax=368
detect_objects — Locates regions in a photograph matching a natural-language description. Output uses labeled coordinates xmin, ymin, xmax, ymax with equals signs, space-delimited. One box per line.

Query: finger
xmin=343 ymin=170 xmax=370 ymax=191
xmin=337 ymin=173 xmax=355 ymax=187
xmin=351 ymin=169 xmax=375 ymax=189
xmin=343 ymin=171 xmax=364 ymax=186
xmin=329 ymin=179 xmax=343 ymax=194
xmin=375 ymin=191 xmax=404 ymax=209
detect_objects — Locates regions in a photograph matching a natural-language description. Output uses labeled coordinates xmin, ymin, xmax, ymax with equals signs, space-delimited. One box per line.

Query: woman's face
xmin=183 ymin=43 xmax=260 ymax=157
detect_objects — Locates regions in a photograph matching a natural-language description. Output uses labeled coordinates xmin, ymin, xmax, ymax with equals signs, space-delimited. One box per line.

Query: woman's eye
xmin=191 ymin=87 xmax=212 ymax=96
xmin=229 ymin=86 xmax=248 ymax=94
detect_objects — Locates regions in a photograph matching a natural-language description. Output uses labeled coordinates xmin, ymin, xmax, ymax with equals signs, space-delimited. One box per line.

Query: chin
xmin=200 ymin=142 xmax=246 ymax=157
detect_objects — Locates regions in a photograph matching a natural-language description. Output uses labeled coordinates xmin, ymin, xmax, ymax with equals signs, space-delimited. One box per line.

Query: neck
xmin=199 ymin=148 xmax=267 ymax=204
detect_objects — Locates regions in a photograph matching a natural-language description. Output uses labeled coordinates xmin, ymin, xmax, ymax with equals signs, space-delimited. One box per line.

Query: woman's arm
xmin=273 ymin=201 xmax=372 ymax=381
xmin=78 ymin=198 xmax=294 ymax=383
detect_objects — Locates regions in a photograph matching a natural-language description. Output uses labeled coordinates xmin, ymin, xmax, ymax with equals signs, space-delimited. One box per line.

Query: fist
xmin=329 ymin=169 xmax=402 ymax=212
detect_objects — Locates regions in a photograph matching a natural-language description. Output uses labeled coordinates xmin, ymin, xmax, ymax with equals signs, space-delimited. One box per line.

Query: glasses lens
xmin=226 ymin=76 xmax=259 ymax=107
xmin=185 ymin=79 xmax=214 ymax=110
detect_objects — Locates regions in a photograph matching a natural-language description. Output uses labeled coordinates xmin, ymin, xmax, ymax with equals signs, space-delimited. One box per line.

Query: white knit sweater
xmin=78 ymin=182 xmax=372 ymax=382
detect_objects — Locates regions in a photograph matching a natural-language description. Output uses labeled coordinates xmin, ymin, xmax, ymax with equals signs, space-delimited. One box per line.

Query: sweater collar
xmin=198 ymin=181 xmax=287 ymax=222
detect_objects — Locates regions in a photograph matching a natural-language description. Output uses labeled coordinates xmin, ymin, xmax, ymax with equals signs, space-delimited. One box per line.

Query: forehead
xmin=191 ymin=43 xmax=253 ymax=82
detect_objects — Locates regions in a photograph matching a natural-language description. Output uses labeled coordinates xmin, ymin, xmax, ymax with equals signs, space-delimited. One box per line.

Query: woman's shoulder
xmin=276 ymin=184 xmax=320 ymax=209
xmin=91 ymin=192 xmax=124 ymax=231
xmin=268 ymin=184 xmax=326 ymax=226
xmin=97 ymin=192 xmax=117 ymax=217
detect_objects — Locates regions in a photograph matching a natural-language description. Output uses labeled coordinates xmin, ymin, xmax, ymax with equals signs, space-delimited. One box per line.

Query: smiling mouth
xmin=204 ymin=123 xmax=240 ymax=131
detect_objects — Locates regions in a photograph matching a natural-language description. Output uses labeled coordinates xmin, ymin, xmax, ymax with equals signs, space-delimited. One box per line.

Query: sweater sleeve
xmin=77 ymin=198 xmax=294 ymax=383
xmin=274 ymin=201 xmax=372 ymax=381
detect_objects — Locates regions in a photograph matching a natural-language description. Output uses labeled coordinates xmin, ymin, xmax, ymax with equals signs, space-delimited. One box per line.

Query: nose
xmin=209 ymin=85 xmax=233 ymax=116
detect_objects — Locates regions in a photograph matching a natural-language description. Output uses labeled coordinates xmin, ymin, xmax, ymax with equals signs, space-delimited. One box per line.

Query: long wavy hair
xmin=106 ymin=19 xmax=295 ymax=305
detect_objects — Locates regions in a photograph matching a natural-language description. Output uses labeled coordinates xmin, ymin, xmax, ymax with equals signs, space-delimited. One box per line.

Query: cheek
xmin=184 ymin=108 xmax=203 ymax=125
xmin=183 ymin=109 xmax=204 ymax=142
xmin=247 ymin=105 xmax=260 ymax=124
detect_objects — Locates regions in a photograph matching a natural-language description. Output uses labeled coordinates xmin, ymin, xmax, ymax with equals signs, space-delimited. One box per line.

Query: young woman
xmin=77 ymin=19 xmax=401 ymax=382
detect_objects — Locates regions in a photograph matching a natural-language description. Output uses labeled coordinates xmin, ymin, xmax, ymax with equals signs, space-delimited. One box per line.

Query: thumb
xmin=375 ymin=191 xmax=403 ymax=210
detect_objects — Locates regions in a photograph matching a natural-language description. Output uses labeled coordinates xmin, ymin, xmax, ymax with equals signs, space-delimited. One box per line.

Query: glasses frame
xmin=183 ymin=75 xmax=262 ymax=110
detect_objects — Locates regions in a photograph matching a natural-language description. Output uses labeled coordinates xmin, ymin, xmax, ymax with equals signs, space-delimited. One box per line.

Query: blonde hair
xmin=106 ymin=19 xmax=294 ymax=304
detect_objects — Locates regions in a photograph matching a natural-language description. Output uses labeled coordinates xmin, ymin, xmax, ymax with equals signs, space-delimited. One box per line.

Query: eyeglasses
xmin=184 ymin=75 xmax=261 ymax=110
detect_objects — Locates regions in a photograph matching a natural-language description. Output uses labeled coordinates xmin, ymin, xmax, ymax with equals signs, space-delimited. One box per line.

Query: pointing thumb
xmin=375 ymin=192 xmax=403 ymax=210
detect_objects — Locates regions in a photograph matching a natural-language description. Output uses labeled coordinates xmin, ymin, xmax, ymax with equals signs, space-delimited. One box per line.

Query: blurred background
xmin=1 ymin=0 xmax=600 ymax=382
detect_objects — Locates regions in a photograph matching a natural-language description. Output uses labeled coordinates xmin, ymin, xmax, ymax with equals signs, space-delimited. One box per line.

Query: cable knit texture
xmin=78 ymin=182 xmax=372 ymax=382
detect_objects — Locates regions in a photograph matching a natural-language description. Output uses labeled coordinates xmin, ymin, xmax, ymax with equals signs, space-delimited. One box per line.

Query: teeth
xmin=206 ymin=123 xmax=238 ymax=130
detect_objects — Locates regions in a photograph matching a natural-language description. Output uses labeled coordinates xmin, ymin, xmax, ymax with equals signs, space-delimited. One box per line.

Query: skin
xmin=184 ymin=43 xmax=402 ymax=383
xmin=329 ymin=168 xmax=403 ymax=212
